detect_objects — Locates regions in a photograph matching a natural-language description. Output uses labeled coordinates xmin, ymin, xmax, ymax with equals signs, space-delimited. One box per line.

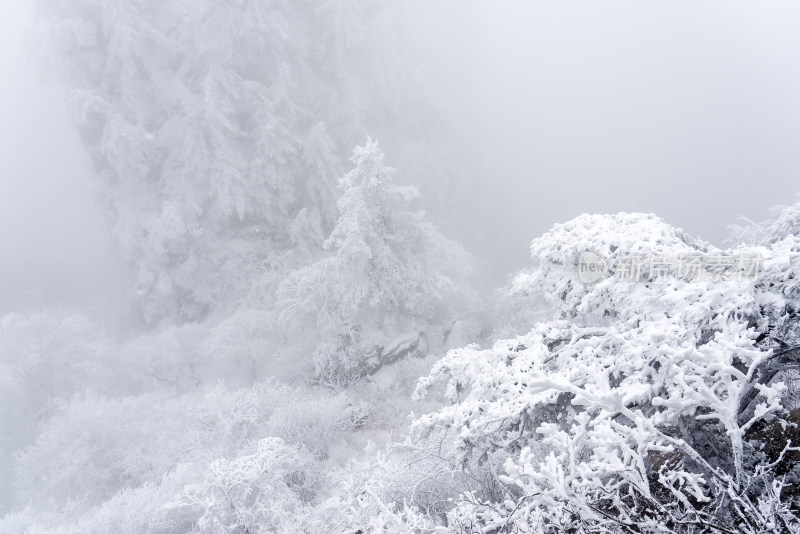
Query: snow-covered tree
xmin=279 ymin=139 xmax=468 ymax=329
xmin=413 ymin=212 xmax=800 ymax=533
xmin=276 ymin=139 xmax=474 ymax=385
xmin=37 ymin=0 xmax=409 ymax=323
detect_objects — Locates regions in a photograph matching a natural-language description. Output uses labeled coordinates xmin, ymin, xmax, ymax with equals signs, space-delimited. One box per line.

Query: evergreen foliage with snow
xmin=37 ymin=0 xmax=408 ymax=323
xmin=275 ymin=139 xmax=474 ymax=387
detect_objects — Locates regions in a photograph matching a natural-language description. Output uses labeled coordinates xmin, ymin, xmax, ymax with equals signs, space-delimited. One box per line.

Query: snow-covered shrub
xmin=173 ymin=438 xmax=323 ymax=534
xmin=323 ymin=452 xmax=445 ymax=534
xmin=113 ymin=307 xmax=310 ymax=394
xmin=118 ymin=322 xmax=207 ymax=392
xmin=4 ymin=443 xmax=319 ymax=534
xmin=414 ymin=212 xmax=800 ymax=533
xmin=0 ymin=310 xmax=115 ymax=419
xmin=355 ymin=353 xmax=442 ymax=432
xmin=729 ymin=194 xmax=800 ymax=246
xmin=12 ymin=384 xmax=286 ymax=512
xmin=0 ymin=311 xmax=118 ymax=510
xmin=198 ymin=308 xmax=291 ymax=386
xmin=309 ymin=326 xmax=383 ymax=390
xmin=6 ymin=378 xmax=378 ymax=532
xmin=1 ymin=465 xmax=197 ymax=534
xmin=319 ymin=430 xmax=516 ymax=534
xmin=264 ymin=394 xmax=370 ymax=461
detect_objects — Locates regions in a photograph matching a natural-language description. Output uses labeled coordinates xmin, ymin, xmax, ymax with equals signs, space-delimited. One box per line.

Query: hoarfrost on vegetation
xmin=2 ymin=1 xmax=800 ymax=533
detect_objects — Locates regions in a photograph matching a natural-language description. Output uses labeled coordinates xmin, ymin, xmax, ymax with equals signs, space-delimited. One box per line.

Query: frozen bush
xmin=265 ymin=394 xmax=370 ymax=460
xmin=173 ymin=438 xmax=323 ymax=534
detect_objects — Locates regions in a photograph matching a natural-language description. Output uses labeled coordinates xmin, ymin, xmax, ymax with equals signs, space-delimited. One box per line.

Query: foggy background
xmin=0 ymin=0 xmax=126 ymax=316
xmin=2 ymin=0 xmax=800 ymax=308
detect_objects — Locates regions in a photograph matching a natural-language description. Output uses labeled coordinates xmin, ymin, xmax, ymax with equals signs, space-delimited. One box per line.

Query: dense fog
xmin=2 ymin=1 xmax=800 ymax=532
xmin=421 ymin=2 xmax=800 ymax=273
xmin=0 ymin=1 xmax=126 ymax=316
xmin=4 ymin=2 xmax=800 ymax=302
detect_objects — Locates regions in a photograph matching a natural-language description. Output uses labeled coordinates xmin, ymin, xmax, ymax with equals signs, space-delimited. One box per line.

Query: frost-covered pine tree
xmin=277 ymin=139 xmax=473 ymax=386
xmin=37 ymin=0 xmax=408 ymax=323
